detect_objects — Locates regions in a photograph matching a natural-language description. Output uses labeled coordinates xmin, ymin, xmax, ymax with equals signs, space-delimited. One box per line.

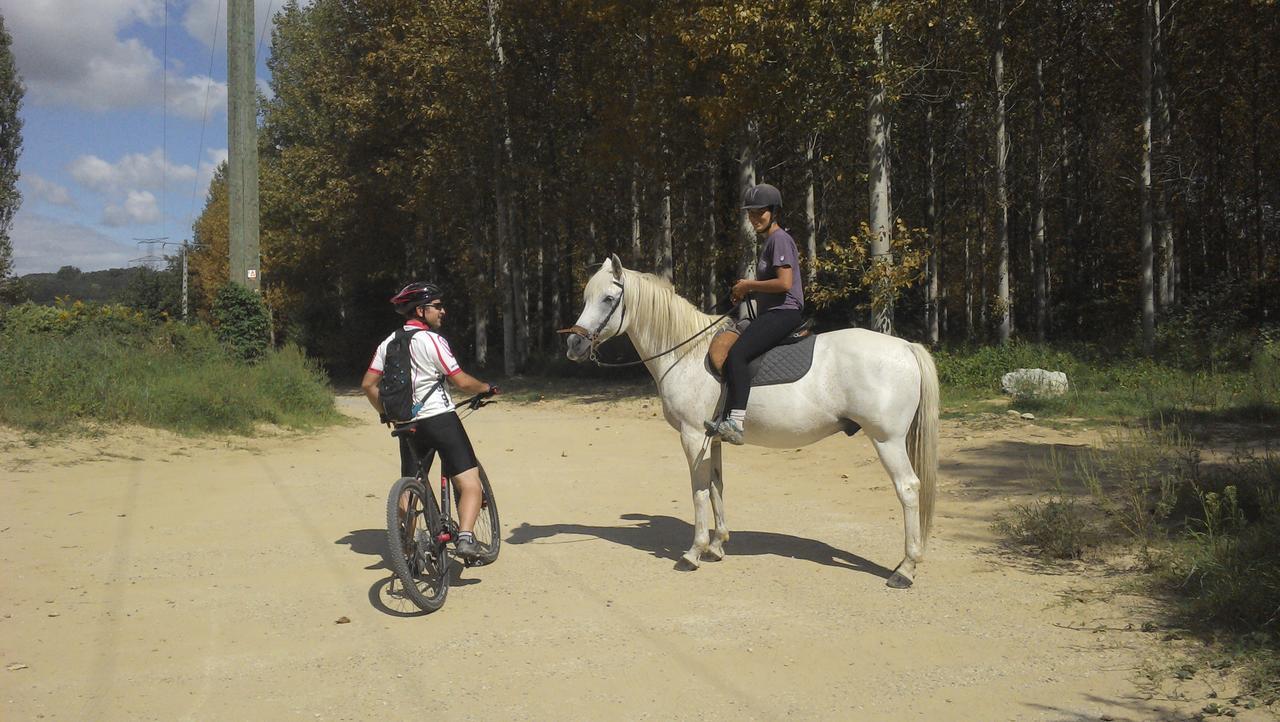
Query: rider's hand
xmin=731 ymin=279 xmax=750 ymax=303
xmin=379 ymin=412 xmax=390 ymax=425
xmin=486 ymin=383 xmax=500 ymax=397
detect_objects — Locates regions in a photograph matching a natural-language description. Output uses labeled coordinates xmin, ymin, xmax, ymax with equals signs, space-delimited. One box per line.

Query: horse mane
xmin=588 ymin=268 xmax=724 ymax=356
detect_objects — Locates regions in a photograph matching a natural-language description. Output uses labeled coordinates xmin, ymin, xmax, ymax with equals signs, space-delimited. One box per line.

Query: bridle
xmin=557 ymin=278 xmax=737 ymax=368
xmin=555 ymin=279 xmax=626 ymax=362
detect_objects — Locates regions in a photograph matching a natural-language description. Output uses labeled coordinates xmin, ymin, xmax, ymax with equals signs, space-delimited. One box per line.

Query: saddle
xmin=707 ymin=318 xmax=817 ymax=387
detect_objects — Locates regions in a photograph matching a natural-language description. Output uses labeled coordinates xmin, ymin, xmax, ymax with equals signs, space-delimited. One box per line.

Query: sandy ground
xmin=0 ymin=390 xmax=1272 ymax=721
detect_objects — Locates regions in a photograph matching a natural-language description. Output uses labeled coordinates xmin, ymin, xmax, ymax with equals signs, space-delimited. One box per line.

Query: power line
xmin=185 ymin=0 xmax=224 ymax=234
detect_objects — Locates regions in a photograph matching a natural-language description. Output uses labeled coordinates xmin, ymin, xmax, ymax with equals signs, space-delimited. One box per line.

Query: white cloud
xmin=69 ymin=149 xmax=197 ymax=195
xmin=23 ymin=174 xmax=75 ymax=207
xmin=184 ymin=0 xmax=304 ymax=53
xmin=167 ymin=74 xmax=228 ymax=120
xmin=103 ymin=190 xmax=161 ymax=226
xmin=1 ymin=0 xmax=228 ymax=113
xmin=9 ymin=209 xmax=138 ymax=274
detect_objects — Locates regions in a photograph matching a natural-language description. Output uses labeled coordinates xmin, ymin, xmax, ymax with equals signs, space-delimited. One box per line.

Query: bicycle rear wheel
xmin=385 ymin=477 xmax=449 ymax=612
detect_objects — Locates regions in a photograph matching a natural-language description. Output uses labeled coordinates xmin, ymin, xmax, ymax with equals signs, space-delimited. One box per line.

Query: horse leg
xmin=705 ymin=438 xmax=729 ymax=561
xmin=870 ymin=437 xmax=924 ymax=589
xmin=677 ymin=431 xmax=714 ymax=570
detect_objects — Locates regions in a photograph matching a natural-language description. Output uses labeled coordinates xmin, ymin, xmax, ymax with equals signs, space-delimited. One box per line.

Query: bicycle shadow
xmin=337 ymin=529 xmax=479 ymax=617
xmin=506 ymin=513 xmax=894 ymax=580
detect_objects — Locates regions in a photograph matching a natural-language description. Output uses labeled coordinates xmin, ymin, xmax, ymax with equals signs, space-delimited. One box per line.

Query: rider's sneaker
xmin=713 ymin=418 xmax=745 ymax=445
xmin=454 ymin=535 xmax=483 ymax=562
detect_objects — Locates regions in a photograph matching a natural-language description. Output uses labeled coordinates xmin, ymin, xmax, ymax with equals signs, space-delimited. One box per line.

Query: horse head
xmin=561 ymin=253 xmax=629 ymax=362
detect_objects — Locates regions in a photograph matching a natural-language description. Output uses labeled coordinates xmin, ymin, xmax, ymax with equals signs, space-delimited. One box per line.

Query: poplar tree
xmin=0 ymin=13 xmax=23 ymax=285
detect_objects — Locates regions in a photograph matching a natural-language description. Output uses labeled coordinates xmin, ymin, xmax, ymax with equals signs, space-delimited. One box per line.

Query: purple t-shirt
xmin=756 ymin=228 xmax=804 ymax=312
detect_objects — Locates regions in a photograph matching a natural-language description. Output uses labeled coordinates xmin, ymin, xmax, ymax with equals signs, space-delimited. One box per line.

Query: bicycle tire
xmin=385 ymin=477 xmax=449 ymax=612
xmin=471 ymin=463 xmax=501 ymax=565
xmin=452 ymin=463 xmax=501 ymax=565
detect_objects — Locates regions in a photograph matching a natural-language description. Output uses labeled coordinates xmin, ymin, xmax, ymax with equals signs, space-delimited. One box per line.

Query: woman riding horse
xmin=708 ymin=183 xmax=805 ymax=445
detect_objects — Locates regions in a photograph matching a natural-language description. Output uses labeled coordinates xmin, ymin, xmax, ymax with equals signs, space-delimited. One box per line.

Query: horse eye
xmin=602 ymin=296 xmax=614 ymax=304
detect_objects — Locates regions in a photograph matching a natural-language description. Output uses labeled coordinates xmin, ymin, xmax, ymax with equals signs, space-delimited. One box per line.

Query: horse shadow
xmin=506 ymin=513 xmax=894 ymax=580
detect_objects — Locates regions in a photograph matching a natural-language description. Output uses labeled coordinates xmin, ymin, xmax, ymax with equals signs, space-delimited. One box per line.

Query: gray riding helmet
xmin=740 ymin=183 xmax=782 ymax=210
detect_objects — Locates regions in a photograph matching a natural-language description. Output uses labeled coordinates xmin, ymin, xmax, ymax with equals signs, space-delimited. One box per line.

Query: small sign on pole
xmin=247 ymin=269 xmax=257 ymax=279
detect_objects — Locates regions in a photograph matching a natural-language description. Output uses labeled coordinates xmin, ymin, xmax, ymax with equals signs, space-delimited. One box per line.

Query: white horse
xmin=563 ymin=254 xmax=939 ymax=588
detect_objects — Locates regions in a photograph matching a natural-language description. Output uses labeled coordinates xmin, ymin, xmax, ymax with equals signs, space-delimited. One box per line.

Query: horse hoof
xmin=885 ymin=571 xmax=913 ymax=589
xmin=701 ymin=550 xmax=724 ymax=562
xmin=675 ymin=556 xmax=700 ymax=571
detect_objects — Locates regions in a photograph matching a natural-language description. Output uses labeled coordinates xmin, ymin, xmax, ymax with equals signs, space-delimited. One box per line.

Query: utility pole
xmin=228 ymin=0 xmax=260 ymax=291
xmin=181 ymin=241 xmax=189 ymax=319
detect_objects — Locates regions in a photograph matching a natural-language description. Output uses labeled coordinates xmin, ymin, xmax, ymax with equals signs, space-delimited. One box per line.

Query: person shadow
xmin=336 ymin=529 xmax=479 ymax=617
xmin=506 ymin=513 xmax=894 ymax=581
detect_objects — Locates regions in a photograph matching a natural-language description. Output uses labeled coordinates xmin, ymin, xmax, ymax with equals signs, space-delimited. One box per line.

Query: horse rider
xmin=706 ymin=183 xmax=805 ymax=445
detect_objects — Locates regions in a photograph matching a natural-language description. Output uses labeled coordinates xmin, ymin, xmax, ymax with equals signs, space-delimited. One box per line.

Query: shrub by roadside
xmin=0 ymin=300 xmax=339 ymax=434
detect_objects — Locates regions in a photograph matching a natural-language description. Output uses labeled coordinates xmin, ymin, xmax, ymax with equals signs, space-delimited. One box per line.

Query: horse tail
xmin=906 ymin=342 xmax=939 ymax=547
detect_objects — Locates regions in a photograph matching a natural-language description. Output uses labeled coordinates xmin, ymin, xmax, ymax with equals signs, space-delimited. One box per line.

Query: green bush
xmin=211 ymin=283 xmax=271 ymax=362
xmin=994 ymin=495 xmax=1097 ymax=560
xmin=0 ymin=301 xmax=338 ymax=434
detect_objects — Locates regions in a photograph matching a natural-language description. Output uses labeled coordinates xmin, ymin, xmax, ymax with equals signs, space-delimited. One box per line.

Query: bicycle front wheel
xmin=385 ymin=477 xmax=449 ymax=612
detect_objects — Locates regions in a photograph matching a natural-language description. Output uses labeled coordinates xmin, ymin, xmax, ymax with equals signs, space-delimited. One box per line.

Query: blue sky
xmin=3 ymin=0 xmax=287 ymax=275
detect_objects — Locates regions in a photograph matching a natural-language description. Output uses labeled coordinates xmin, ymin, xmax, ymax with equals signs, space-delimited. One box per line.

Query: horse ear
xmin=610 ymin=253 xmax=624 ymax=279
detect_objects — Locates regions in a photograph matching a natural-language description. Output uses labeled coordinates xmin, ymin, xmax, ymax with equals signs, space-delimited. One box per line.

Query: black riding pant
xmin=398 ymin=410 xmax=479 ymax=478
xmin=723 ymin=308 xmax=803 ymax=413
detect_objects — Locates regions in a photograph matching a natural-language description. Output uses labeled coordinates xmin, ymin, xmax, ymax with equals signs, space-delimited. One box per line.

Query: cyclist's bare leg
xmin=451 ymin=466 xmax=483 ymax=532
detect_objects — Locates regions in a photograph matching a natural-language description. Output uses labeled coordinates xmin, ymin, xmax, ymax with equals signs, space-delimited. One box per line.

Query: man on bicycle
xmin=361 ymin=281 xmax=498 ymax=561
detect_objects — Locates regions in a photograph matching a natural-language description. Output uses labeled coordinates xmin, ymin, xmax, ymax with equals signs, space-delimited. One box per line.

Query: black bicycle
xmin=384 ymin=393 xmax=500 ymax=613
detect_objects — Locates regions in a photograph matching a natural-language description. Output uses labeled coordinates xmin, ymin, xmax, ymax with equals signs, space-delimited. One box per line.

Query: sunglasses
xmin=424 ymin=302 xmax=445 ymax=310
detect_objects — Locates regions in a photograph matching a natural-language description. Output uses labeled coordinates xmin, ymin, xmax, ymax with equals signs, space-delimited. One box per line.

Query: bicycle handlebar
xmin=388 ymin=386 xmax=499 ymax=436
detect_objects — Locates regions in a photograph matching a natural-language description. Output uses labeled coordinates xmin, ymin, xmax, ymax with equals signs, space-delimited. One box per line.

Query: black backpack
xmin=378 ymin=328 xmax=441 ymax=423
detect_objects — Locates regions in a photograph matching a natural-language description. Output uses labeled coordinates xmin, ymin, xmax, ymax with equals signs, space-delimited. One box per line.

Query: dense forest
xmin=186 ymin=0 xmax=1279 ymax=375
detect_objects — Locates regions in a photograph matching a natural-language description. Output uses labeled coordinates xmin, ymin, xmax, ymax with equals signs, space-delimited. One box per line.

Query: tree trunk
xmin=868 ymin=21 xmax=893 ymax=335
xmin=706 ymin=162 xmax=718 ymax=308
xmin=631 ymin=164 xmax=642 ymax=267
xmin=738 ymin=121 xmax=758 ymax=290
xmin=1154 ymin=0 xmax=1175 ymax=306
xmin=486 ymin=0 xmax=516 ymax=375
xmin=804 ymin=132 xmax=818 ymax=287
xmin=963 ymin=145 xmax=974 ymax=341
xmin=993 ymin=0 xmax=1011 ymax=344
xmin=1141 ymin=0 xmax=1156 ymax=355
xmin=657 ymin=177 xmax=673 ymax=281
xmin=1033 ymin=55 xmax=1048 ymax=342
xmin=926 ymin=102 xmax=939 ymax=345
xmin=470 ymin=218 xmax=491 ymax=368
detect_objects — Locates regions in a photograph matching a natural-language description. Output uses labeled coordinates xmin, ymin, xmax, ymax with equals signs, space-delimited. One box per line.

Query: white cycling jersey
xmin=367 ymin=319 xmax=461 ymax=420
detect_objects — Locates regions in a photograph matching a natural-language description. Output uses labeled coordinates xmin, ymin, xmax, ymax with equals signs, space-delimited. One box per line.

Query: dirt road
xmin=0 ymin=392 xmax=1263 ymax=720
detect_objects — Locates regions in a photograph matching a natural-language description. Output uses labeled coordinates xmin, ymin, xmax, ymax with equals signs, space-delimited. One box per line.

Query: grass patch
xmin=936 ymin=340 xmax=1280 ymax=424
xmin=1 ymin=301 xmax=341 ymax=435
xmin=994 ymin=419 xmax=1280 ymax=697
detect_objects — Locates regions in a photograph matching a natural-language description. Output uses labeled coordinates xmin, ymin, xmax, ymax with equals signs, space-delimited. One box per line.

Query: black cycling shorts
xmin=398 ymin=411 xmax=479 ymax=478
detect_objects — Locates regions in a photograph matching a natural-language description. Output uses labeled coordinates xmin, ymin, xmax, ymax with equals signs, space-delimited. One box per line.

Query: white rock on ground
xmin=1001 ymin=368 xmax=1069 ymax=398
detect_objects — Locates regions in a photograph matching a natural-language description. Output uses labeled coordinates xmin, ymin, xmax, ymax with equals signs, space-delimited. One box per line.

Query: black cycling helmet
xmin=390 ymin=281 xmax=442 ymax=316
xmin=740 ymin=183 xmax=782 ymax=211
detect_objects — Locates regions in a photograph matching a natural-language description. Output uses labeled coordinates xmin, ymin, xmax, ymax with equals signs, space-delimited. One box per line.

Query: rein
xmin=557 ymin=279 xmax=738 ymax=368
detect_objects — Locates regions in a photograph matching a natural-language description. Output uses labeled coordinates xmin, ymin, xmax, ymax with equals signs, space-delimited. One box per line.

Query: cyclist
xmin=361 ymin=281 xmax=498 ymax=561
xmin=706 ymin=183 xmax=804 ymax=445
